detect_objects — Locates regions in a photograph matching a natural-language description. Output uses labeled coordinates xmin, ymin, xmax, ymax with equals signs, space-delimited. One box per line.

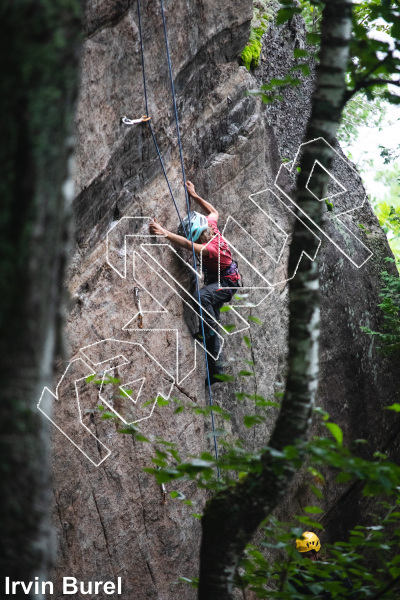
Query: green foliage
xmin=239 ymin=503 xmax=400 ymax=598
xmin=241 ymin=27 xmax=265 ymax=71
xmin=324 ymin=422 xmax=343 ymax=446
xmin=352 ymin=143 xmax=400 ymax=262
xmin=337 ymin=93 xmax=386 ymax=147
xmin=367 ymin=154 xmax=400 ymax=261
xmin=277 ymin=0 xmax=324 ymax=37
xmin=276 ymin=0 xmax=303 ymax=26
xmin=298 ymin=0 xmax=323 ymax=34
xmin=240 ymin=1 xmax=274 ymax=70
xmin=374 ymin=203 xmax=400 ymax=260
xmin=253 ymin=0 xmax=400 ymax=106
xmin=249 ymin=73 xmax=303 ymax=103
xmin=241 ymin=17 xmax=269 ymax=71
xmin=246 ymin=0 xmax=316 ymax=103
xmin=325 ymin=199 xmax=334 ymax=212
xmin=248 ymin=315 xmax=263 ymax=325
xmin=347 ymin=0 xmax=400 ymax=103
xmin=374 ymin=161 xmax=400 ymax=209
xmin=241 ymin=0 xmax=282 ymax=71
xmin=379 ymin=143 xmax=400 ymax=165
xmin=116 ymin=390 xmax=400 ymax=597
xmin=361 ymin=263 xmax=400 ymax=354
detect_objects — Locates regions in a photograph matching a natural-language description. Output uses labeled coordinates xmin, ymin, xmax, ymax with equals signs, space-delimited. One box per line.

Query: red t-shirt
xmin=201 ymin=217 xmax=240 ymax=283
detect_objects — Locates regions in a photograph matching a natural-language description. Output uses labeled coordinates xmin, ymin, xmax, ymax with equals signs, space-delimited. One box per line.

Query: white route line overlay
xmin=121 ymin=327 xmax=196 ymax=386
xmin=37 ymin=341 xmax=174 ymax=466
xmin=38 ymin=136 xmax=374 ymax=465
xmin=246 ymin=189 xmax=322 ymax=287
xmin=106 ymin=205 xmax=318 ymax=389
xmin=79 ymin=339 xmax=174 ymax=426
xmin=37 ymin=358 xmax=111 ymax=467
xmin=131 ymin=249 xmax=228 ymax=368
xmin=274 ymin=136 xmax=373 ymax=269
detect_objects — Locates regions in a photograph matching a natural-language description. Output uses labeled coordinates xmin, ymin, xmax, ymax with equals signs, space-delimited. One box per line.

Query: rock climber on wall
xmin=149 ymin=181 xmax=240 ymax=385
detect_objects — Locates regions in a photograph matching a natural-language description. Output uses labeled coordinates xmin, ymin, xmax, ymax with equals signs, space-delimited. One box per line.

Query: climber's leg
xmin=192 ymin=282 xmax=234 ymax=384
xmin=193 ymin=281 xmax=239 ymax=384
xmin=195 ymin=282 xmax=232 ymax=337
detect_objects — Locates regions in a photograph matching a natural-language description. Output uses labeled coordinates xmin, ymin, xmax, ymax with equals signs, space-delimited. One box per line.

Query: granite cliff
xmin=48 ymin=1 xmax=400 ymax=598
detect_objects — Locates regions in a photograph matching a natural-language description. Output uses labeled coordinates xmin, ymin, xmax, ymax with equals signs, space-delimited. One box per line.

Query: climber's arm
xmin=149 ymin=219 xmax=209 ymax=257
xmin=186 ymin=181 xmax=219 ymax=222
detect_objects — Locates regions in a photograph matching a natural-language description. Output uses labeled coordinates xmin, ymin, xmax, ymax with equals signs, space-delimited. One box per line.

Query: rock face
xmin=49 ymin=1 xmax=400 ymax=598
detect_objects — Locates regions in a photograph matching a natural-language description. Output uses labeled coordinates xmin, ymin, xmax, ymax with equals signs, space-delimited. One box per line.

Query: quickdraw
xmin=121 ymin=115 xmax=151 ymax=126
xmin=134 ymin=287 xmax=144 ymax=329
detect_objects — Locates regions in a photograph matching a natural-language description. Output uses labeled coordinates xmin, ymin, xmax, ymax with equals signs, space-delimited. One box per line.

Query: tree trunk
xmin=198 ymin=1 xmax=353 ymax=598
xmin=0 ymin=0 xmax=81 ymax=586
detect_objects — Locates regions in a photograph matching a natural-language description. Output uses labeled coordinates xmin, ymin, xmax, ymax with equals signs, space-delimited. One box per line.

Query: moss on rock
xmin=240 ymin=0 xmax=278 ymax=70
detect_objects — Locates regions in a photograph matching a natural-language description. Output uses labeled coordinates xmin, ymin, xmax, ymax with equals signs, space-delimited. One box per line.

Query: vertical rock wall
xmin=49 ymin=1 xmax=400 ymax=598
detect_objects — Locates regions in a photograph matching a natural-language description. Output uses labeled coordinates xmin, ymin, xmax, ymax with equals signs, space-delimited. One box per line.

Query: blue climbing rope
xmin=136 ymin=0 xmax=184 ymax=232
xmin=134 ymin=0 xmax=220 ymax=476
xmin=158 ymin=0 xmax=220 ymax=475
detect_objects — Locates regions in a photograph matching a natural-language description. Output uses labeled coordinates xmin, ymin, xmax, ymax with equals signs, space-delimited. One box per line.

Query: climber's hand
xmin=149 ymin=218 xmax=166 ymax=237
xmin=186 ymin=181 xmax=196 ymax=197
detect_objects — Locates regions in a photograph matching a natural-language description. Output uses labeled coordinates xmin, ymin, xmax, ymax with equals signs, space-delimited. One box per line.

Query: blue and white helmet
xmin=177 ymin=211 xmax=208 ymax=242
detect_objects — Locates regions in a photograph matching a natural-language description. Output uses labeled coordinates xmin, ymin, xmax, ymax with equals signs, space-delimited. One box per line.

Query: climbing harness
xmin=134 ymin=287 xmax=144 ymax=329
xmin=121 ymin=115 xmax=151 ymax=126
xmin=125 ymin=0 xmax=221 ymax=477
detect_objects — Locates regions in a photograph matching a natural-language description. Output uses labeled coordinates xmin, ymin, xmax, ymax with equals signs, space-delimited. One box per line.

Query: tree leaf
xmin=157 ymin=396 xmax=169 ymax=406
xmin=244 ymin=415 xmax=266 ymax=428
xmin=325 ymin=422 xmax=343 ymax=445
xmin=101 ymin=411 xmax=116 ymax=420
xmin=248 ymin=315 xmax=262 ymax=325
xmin=385 ymin=403 xmax=400 ymax=412
xmin=304 ymin=506 xmax=324 ymax=514
xmin=220 ymin=305 xmax=232 ymax=312
xmin=294 ymin=48 xmax=308 ymax=58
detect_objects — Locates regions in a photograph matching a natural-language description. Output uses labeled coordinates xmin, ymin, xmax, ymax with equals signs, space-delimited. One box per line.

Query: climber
xmin=149 ymin=181 xmax=240 ymax=384
xmin=287 ymin=532 xmax=353 ymax=598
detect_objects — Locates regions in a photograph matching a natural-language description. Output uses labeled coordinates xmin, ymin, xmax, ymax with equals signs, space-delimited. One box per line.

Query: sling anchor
xmin=134 ymin=287 xmax=144 ymax=329
xmin=121 ymin=115 xmax=151 ymax=126
xmin=161 ymin=482 xmax=167 ymax=505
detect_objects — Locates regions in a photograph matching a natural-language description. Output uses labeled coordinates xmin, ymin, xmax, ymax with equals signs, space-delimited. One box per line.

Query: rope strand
xmin=159 ymin=0 xmax=220 ymax=476
xmin=136 ymin=0 xmax=184 ymax=231
xmin=134 ymin=0 xmax=220 ymax=476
